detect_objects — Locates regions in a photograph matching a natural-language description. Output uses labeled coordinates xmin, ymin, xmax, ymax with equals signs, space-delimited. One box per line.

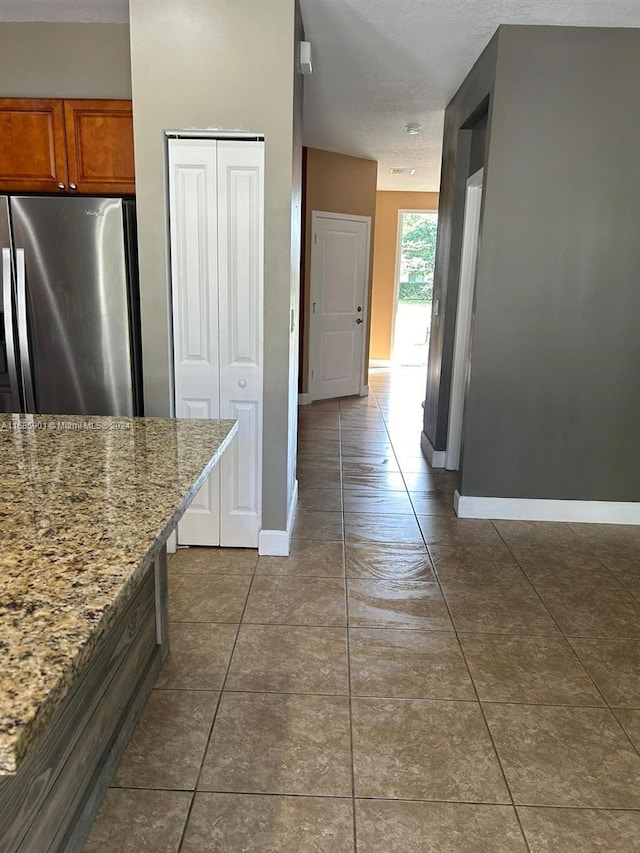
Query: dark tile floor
xmin=84 ymin=368 xmax=640 ymax=852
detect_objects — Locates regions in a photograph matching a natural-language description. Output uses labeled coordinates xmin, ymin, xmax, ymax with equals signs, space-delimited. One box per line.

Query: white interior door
xmin=168 ymin=137 xmax=264 ymax=548
xmin=309 ymin=212 xmax=370 ymax=401
xmin=446 ymin=168 xmax=483 ymax=471
xmin=168 ymin=138 xmax=221 ymax=545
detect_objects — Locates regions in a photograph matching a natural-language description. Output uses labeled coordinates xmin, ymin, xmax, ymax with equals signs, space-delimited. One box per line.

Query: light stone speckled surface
xmin=0 ymin=414 xmax=237 ymax=774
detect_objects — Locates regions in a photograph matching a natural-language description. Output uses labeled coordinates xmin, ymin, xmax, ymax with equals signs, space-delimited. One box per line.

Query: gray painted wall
xmin=463 ymin=25 xmax=640 ymax=501
xmin=428 ymin=25 xmax=640 ymax=503
xmin=423 ymin=34 xmax=498 ymax=450
xmin=0 ymin=23 xmax=131 ymax=98
xmin=129 ymin=0 xmax=299 ymax=531
xmin=468 ymin=111 xmax=488 ymax=178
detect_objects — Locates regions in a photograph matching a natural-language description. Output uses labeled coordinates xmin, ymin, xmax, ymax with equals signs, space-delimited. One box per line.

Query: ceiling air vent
xmin=390 ymin=168 xmax=416 ymax=175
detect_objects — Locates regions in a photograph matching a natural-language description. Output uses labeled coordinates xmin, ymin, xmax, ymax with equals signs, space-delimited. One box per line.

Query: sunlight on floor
xmin=392 ymin=302 xmax=432 ymax=367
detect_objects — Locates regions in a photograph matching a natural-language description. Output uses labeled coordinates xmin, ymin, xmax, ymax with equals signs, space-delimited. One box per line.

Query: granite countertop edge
xmin=0 ymin=417 xmax=238 ymax=775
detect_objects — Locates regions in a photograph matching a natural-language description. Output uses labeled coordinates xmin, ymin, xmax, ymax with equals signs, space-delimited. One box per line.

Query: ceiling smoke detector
xmin=390 ymin=168 xmax=416 ymax=175
xmin=405 ymin=123 xmax=422 ymax=135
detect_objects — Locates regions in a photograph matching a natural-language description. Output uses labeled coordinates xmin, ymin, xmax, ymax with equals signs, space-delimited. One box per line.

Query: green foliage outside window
xmin=399 ymin=280 xmax=433 ymax=301
xmin=398 ymin=213 xmax=438 ymax=302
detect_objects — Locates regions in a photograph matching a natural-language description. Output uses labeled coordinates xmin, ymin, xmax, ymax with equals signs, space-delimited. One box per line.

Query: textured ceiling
xmin=1 ymin=1 xmax=640 ymax=189
xmin=299 ymin=0 xmax=640 ymax=190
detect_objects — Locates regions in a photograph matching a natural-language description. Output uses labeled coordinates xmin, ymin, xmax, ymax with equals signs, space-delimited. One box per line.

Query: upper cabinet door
xmin=0 ymin=99 xmax=69 ymax=192
xmin=64 ymin=99 xmax=135 ymax=195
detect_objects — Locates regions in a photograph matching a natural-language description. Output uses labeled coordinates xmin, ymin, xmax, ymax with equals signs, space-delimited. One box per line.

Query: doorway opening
xmin=392 ymin=211 xmax=438 ymax=367
xmin=446 ymin=168 xmax=483 ymax=470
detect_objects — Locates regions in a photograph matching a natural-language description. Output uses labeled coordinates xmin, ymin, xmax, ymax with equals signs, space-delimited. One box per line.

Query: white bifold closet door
xmin=168 ymin=137 xmax=264 ymax=548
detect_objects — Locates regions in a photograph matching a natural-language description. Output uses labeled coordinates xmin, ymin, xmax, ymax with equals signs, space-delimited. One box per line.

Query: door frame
xmin=445 ymin=168 xmax=484 ymax=471
xmin=308 ymin=210 xmax=371 ymax=401
xmin=391 ymin=208 xmax=438 ymax=362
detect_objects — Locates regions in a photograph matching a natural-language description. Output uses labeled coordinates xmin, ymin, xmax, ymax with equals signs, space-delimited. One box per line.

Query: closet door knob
xmin=238 ymin=379 xmax=247 ymax=388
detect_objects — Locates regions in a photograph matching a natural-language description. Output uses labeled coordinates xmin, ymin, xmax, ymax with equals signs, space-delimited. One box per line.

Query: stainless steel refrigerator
xmin=0 ymin=196 xmax=143 ymax=417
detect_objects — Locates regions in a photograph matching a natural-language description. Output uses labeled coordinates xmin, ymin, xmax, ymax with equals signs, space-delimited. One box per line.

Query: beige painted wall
xmin=0 ymin=23 xmax=131 ymax=98
xmin=129 ymin=0 xmax=299 ymax=533
xmin=370 ymin=190 xmax=439 ymax=361
xmin=301 ymin=147 xmax=378 ymax=393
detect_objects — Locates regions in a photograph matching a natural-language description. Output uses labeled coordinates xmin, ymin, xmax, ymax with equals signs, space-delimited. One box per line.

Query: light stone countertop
xmin=0 ymin=414 xmax=237 ymax=774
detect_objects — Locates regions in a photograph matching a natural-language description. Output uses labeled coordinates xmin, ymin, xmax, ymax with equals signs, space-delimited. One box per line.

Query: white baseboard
xmin=288 ymin=477 xmax=299 ymax=534
xmin=369 ymin=359 xmax=391 ymax=368
xmin=258 ymin=479 xmax=299 ymax=555
xmin=258 ymin=529 xmax=290 ymax=556
xmin=166 ymin=530 xmax=177 ymax=554
xmin=421 ymin=431 xmax=446 ymax=469
xmin=454 ymin=491 xmax=640 ymax=525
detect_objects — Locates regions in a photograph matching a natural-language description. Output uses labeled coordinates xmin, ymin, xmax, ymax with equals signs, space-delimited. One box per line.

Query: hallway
xmin=85 ymin=368 xmax=640 ymax=851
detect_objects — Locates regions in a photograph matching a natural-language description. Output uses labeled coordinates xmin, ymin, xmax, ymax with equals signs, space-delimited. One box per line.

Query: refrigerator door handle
xmin=15 ymin=249 xmax=36 ymax=413
xmin=2 ymin=248 xmax=22 ymax=411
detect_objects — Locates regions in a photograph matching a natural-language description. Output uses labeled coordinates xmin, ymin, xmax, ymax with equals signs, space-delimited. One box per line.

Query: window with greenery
xmin=398 ymin=212 xmax=438 ymax=302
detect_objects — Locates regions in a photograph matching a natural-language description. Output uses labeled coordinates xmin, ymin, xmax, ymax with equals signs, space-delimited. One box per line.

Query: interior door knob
xmin=238 ymin=379 xmax=247 ymax=388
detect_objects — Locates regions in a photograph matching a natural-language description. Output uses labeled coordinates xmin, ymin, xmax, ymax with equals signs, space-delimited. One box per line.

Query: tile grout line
xmin=175 ymin=555 xmax=259 ymax=853
xmin=369 ymin=378 xmax=417 ymax=504
xmin=369 ymin=378 xmax=532 ymax=843
xmin=372 ymin=382 xmax=433 ymax=554
xmin=371 ymin=375 xmax=456 ymax=547
xmin=339 ymin=397 xmax=359 ymax=853
xmin=145 ymin=617 xmax=640 ymax=640
xmin=150 ymin=683 xmax=633 ymax=709
xmin=490 ymin=523 xmax=626 ymax=724
xmin=610 ymin=707 xmax=640 ymax=762
xmin=420 ymin=546 xmax=533 ymax=852
xmin=430 ymin=488 xmax=640 ymax=827
xmin=102 ymin=784 xmax=640 ymax=811
xmin=373 ymin=377 xmax=533 ymax=853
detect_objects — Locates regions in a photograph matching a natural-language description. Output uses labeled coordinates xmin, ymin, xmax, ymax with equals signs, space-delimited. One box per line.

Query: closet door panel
xmin=168 ymin=138 xmax=221 ymax=546
xmin=217 ymin=140 xmax=264 ymax=547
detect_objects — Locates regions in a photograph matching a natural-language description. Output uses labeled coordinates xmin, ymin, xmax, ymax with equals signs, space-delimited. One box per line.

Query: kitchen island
xmin=0 ymin=414 xmax=237 ymax=852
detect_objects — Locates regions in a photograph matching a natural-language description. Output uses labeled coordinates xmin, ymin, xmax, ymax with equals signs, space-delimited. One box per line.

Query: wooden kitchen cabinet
xmin=64 ymin=99 xmax=135 ymax=195
xmin=0 ymin=99 xmax=68 ymax=193
xmin=0 ymin=98 xmax=135 ymax=195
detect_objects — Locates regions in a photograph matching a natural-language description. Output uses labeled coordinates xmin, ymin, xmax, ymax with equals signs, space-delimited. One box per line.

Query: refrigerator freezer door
xmin=0 ymin=198 xmax=22 ymax=411
xmin=15 ymin=249 xmax=36 ymax=412
xmin=10 ymin=196 xmax=136 ymax=416
xmin=2 ymin=249 xmax=22 ymax=411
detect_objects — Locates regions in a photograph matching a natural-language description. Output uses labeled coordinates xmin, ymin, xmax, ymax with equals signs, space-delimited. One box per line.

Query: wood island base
xmin=0 ymin=548 xmax=169 ymax=853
